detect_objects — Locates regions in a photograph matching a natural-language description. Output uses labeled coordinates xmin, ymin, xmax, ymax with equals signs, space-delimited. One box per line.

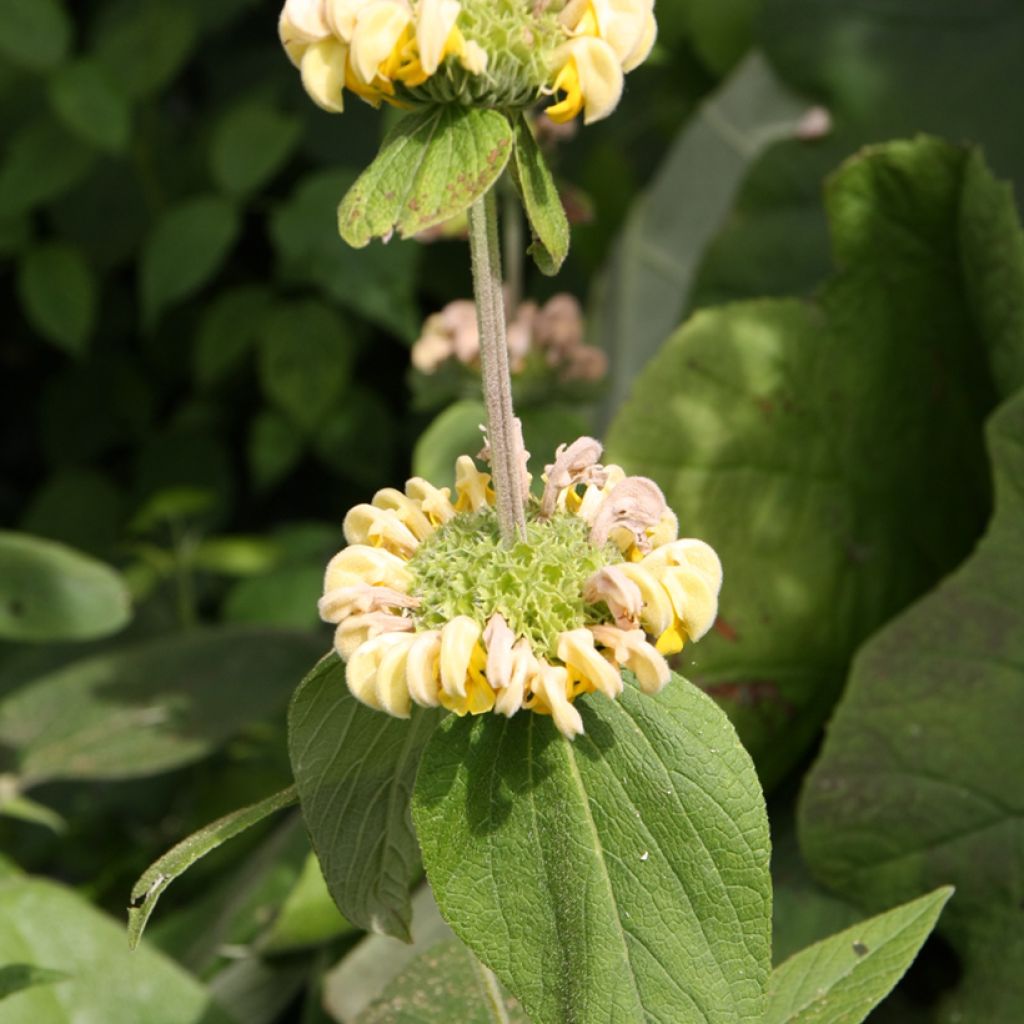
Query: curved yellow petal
xmin=406 ymin=630 xmax=442 ymax=707
xmin=405 ymin=477 xmax=455 ymax=524
xmin=346 ymin=631 xmax=412 ymax=710
xmin=535 ymin=664 xmax=584 ymax=739
xmin=324 ymin=544 xmax=412 ymax=592
xmin=622 ymin=8 xmax=656 ymax=72
xmin=375 ymin=633 xmax=417 ymax=717
xmin=439 ymin=615 xmax=481 ymax=698
xmin=372 ymin=488 xmax=435 ymax=540
xmin=557 ymin=628 xmax=623 ymax=699
xmin=343 ymin=504 xmax=420 ymax=556
xmin=351 ymin=1 xmax=411 ymax=84
xmin=616 ymin=562 xmax=675 ymax=636
xmin=658 ymin=565 xmax=719 ymax=642
xmin=300 ymin=38 xmax=349 ymax=113
xmin=416 ymin=0 xmax=461 ymax=75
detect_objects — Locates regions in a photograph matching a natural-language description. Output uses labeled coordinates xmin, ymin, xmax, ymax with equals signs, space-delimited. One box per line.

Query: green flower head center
xmin=408 ymin=507 xmax=614 ymax=657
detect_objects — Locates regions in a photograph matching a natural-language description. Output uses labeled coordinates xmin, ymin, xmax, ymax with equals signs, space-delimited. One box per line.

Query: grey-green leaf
xmin=141 ymin=195 xmax=240 ymax=327
xmin=0 ymin=531 xmax=130 ymax=642
xmin=17 ymin=243 xmax=97 ymax=355
xmin=128 ymin=786 xmax=299 ymax=950
xmin=0 ymin=877 xmax=233 ymax=1024
xmin=288 ymin=654 xmax=442 ymax=941
xmin=338 ymin=106 xmax=513 ymax=247
xmin=0 ymin=964 xmax=69 ymax=1002
xmin=511 ymin=114 xmax=569 ymax=275
xmin=765 ymin=888 xmax=952 ymax=1024
xmin=799 ymin=388 xmax=1024 ymax=1023
xmin=0 ymin=627 xmax=324 ymax=785
xmin=413 ymin=675 xmax=772 ymax=1024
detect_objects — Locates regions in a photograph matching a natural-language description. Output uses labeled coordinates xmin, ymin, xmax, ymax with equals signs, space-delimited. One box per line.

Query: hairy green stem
xmin=470 ymin=956 xmax=512 ymax=1024
xmin=468 ymin=191 xmax=527 ymax=544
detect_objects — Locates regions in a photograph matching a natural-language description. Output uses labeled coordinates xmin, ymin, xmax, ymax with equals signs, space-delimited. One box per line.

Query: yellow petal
xmin=324 ymin=544 xmax=412 ymax=592
xmin=616 ymin=562 xmax=675 ymax=636
xmin=300 ymin=38 xmax=349 ymax=112
xmin=535 ymin=664 xmax=584 ymax=739
xmin=563 ymin=36 xmax=623 ymax=124
xmin=325 ymin=0 xmax=370 ymax=41
xmin=372 ymin=488 xmax=435 ymax=540
xmin=454 ymin=455 xmax=494 ymax=512
xmin=622 ymin=8 xmax=657 ymax=72
xmin=658 ymin=566 xmax=719 ymax=642
xmin=589 ymin=0 xmax=650 ymax=64
xmin=654 ymin=625 xmax=685 ymax=657
xmin=375 ymin=634 xmax=417 ymax=717
xmin=282 ymin=0 xmax=331 ymax=43
xmin=624 ymin=636 xmax=670 ymax=694
xmin=405 ymin=478 xmax=456 ymax=524
xmin=416 ymin=0 xmax=462 ymax=75
xmin=439 ymin=616 xmax=481 ymax=698
xmin=642 ymin=538 xmax=723 ymax=594
xmin=557 ymin=629 xmax=623 ymax=699
xmin=351 ymin=1 xmax=411 ymax=84
xmin=406 ymin=630 xmax=442 ymax=707
xmin=343 ymin=504 xmax=420 ymax=556
xmin=346 ymin=631 xmax=412 ymax=710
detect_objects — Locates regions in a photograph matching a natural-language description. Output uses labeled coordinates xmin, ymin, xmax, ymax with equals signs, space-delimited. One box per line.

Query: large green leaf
xmin=16 ymin=242 xmax=97 ymax=356
xmin=511 ymin=114 xmax=569 ymax=276
xmin=606 ymin=139 xmax=1024 ymax=788
xmin=413 ymin=675 xmax=771 ymax=1024
xmin=0 ymin=876 xmax=232 ymax=1024
xmin=0 ymin=627 xmax=324 ymax=785
xmin=592 ymin=54 xmax=810 ymax=427
xmin=211 ymin=101 xmax=301 ymax=197
xmin=0 ymin=531 xmax=130 ymax=642
xmin=288 ymin=654 xmax=442 ymax=941
xmin=338 ymin=106 xmax=513 ymax=247
xmin=0 ymin=964 xmax=69 ymax=1003
xmin=0 ymin=0 xmax=71 ymax=71
xmin=799 ymin=390 xmax=1024 ymax=1024
xmin=48 ymin=58 xmax=131 ymax=155
xmin=765 ymin=887 xmax=952 ymax=1024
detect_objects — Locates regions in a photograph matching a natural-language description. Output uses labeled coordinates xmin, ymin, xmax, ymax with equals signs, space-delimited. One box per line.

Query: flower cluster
xmin=319 ymin=437 xmax=720 ymax=739
xmin=412 ymin=293 xmax=607 ymax=383
xmin=279 ymin=0 xmax=657 ymax=124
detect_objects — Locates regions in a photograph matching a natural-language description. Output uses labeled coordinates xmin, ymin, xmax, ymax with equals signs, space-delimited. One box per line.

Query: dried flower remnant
xmin=319 ymin=437 xmax=720 ymax=738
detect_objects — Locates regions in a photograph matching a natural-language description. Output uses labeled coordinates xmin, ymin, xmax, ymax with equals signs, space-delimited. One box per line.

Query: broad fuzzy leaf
xmin=511 ymin=114 xmax=569 ymax=275
xmin=413 ymin=675 xmax=771 ymax=1024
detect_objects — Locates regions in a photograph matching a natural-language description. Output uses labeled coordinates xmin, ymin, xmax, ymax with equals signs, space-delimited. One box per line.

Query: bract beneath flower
xmin=319 ymin=437 xmax=721 ymax=739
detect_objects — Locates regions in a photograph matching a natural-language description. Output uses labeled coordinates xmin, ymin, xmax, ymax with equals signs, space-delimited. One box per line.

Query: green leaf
xmin=0 ymin=0 xmax=71 ymax=72
xmin=0 ymin=118 xmax=95 ymax=220
xmin=211 ymin=102 xmax=301 ymax=197
xmin=0 ymin=627 xmax=324 ymax=785
xmin=0 ymin=876 xmax=233 ymax=1024
xmin=355 ymin=941 xmax=527 ymax=1024
xmin=224 ymin=566 xmax=323 ymax=631
xmin=686 ymin=0 xmax=761 ymax=75
xmin=338 ymin=106 xmax=514 ymax=247
xmin=288 ymin=654 xmax=442 ymax=941
xmin=0 ymin=791 xmax=66 ymax=834
xmin=48 ymin=59 xmax=132 ymax=155
xmin=272 ymin=169 xmax=420 ymax=340
xmin=0 ymin=963 xmax=69 ymax=1002
xmin=191 ymin=536 xmax=280 ymax=577
xmin=16 ymin=242 xmax=97 ymax=355
xmin=413 ymin=675 xmax=772 ymax=1024
xmin=606 ymin=138 xmax=1024 ymax=789
xmin=511 ymin=115 xmax=569 ymax=276
xmin=128 ymin=785 xmax=299 ymax=950
xmin=93 ymin=0 xmax=197 ymax=99
xmin=140 ymin=195 xmax=241 ymax=327
xmin=193 ymin=285 xmax=273 ymax=388
xmin=765 ymin=888 xmax=953 ymax=1024
xmin=592 ymin=54 xmax=810 ymax=427
xmin=248 ymin=410 xmax=305 ymax=492
xmin=799 ymin=390 xmax=1024 ymax=1024
xmin=257 ymin=300 xmax=354 ymax=432
xmin=0 ymin=531 xmax=130 ymax=642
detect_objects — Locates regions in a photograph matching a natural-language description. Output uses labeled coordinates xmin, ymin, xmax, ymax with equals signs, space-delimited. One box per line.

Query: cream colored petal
xmin=343 ymin=504 xmax=420 ymax=556
xmin=557 ymin=629 xmax=623 ymax=699
xmin=536 ymin=664 xmax=584 ymax=739
xmin=454 ymin=455 xmax=493 ymax=511
xmin=345 ymin=631 xmax=411 ymax=709
xmin=324 ymin=544 xmax=412 ymax=592
xmin=540 ymin=436 xmax=605 ymax=518
xmin=416 ymin=0 xmax=461 ymax=75
xmin=576 ymin=463 xmax=626 ymax=523
xmin=406 ymin=630 xmax=442 ymax=707
xmin=319 ymin=582 xmax=418 ymax=623
xmin=405 ymin=478 xmax=456 ymax=524
xmin=622 ymin=8 xmax=656 ymax=72
xmin=300 ymin=38 xmax=348 ymax=113
xmin=641 ymin=538 xmax=723 ymax=594
xmin=460 ymin=39 xmax=488 ymax=74
xmin=483 ymin=613 xmax=516 ymax=691
xmin=351 ymin=1 xmax=411 ymax=84
xmin=372 ymin=488 xmax=435 ymax=540
xmin=583 ymin=565 xmax=643 ymax=628
xmin=375 ymin=634 xmax=417 ymax=717
xmin=590 ymin=625 xmax=669 ymax=694
xmin=335 ymin=611 xmax=413 ymax=659
xmin=566 ymin=36 xmax=624 ymax=124
xmin=325 ymin=0 xmax=373 ymax=40
xmin=658 ymin=565 xmax=719 ymax=641
xmin=282 ymin=0 xmax=331 ymax=41
xmin=590 ymin=0 xmax=650 ymax=64
xmin=440 ymin=616 xmax=481 ymax=698
xmin=616 ymin=562 xmax=674 ymax=636
xmin=494 ymin=638 xmax=535 ymax=717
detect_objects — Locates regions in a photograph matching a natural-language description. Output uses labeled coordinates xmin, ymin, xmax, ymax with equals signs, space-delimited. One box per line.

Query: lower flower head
xmin=319 ymin=438 xmax=721 ymax=739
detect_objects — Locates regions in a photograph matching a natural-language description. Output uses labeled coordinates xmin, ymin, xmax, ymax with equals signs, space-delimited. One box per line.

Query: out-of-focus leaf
xmin=0 ymin=963 xmax=69 ymax=1002
xmin=606 ymin=139 xmax=1024 ymax=788
xmin=211 ymin=102 xmax=301 ymax=197
xmin=686 ymin=0 xmax=761 ymax=75
xmin=0 ymin=0 xmax=71 ymax=72
xmin=511 ymin=115 xmax=569 ymax=276
xmin=93 ymin=0 xmax=197 ymax=99
xmin=0 ymin=791 xmax=66 ymax=835
xmin=260 ymin=852 xmax=352 ymax=955
xmin=194 ymin=286 xmax=273 ymax=388
xmin=413 ymin=400 xmax=589 ymax=492
xmin=0 ymin=627 xmax=323 ymax=786
xmin=248 ymin=411 xmax=305 ymax=492
xmin=271 ymin=170 xmax=420 ymax=340
xmin=312 ymin=392 xmax=397 ymax=489
xmin=0 ymin=877 xmax=233 ymax=1024
xmin=209 ymin=955 xmax=307 ymax=1024
xmin=593 ymin=54 xmax=811 ymax=428
xmin=192 ymin=537 xmax=280 ymax=577
xmin=338 ymin=106 xmax=513 ymax=246
xmin=140 ymin=195 xmax=240 ymax=328
xmin=49 ymin=59 xmax=131 ymax=155
xmin=128 ymin=786 xmax=298 ymax=950
xmin=355 ymin=940 xmax=527 ymax=1024
xmin=413 ymin=676 xmax=772 ymax=1024
xmin=799 ymin=391 xmax=1024 ymax=1024
xmin=0 ymin=532 xmax=130 ymax=643
xmin=223 ymin=566 xmax=323 ymax=631
xmin=258 ymin=300 xmax=355 ymax=432
xmin=289 ymin=655 xmax=441 ymax=941
xmin=16 ymin=243 xmax=97 ymax=355
xmin=765 ymin=888 xmax=952 ymax=1024
xmin=0 ymin=119 xmax=95 ymax=220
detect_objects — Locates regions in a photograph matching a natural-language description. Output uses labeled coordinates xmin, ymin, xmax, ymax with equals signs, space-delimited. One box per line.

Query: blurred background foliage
xmin=1 ymin=0 xmax=1022 ymax=1022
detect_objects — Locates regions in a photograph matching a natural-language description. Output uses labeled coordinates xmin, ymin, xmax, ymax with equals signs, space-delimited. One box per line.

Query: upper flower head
xmin=279 ymin=0 xmax=657 ymax=123
xmin=319 ymin=436 xmax=720 ymax=739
